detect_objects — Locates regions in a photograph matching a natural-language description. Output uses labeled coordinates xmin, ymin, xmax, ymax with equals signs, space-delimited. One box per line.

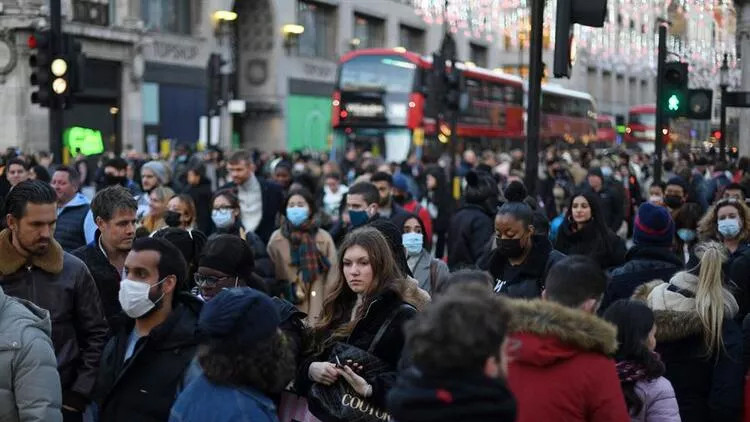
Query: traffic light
xmin=444 ymin=65 xmax=465 ymax=112
xmin=686 ymin=89 xmax=712 ymax=120
xmin=712 ymin=130 xmax=722 ymax=140
xmin=29 ymin=30 xmax=53 ymax=107
xmin=553 ymin=0 xmax=607 ymax=78
xmin=662 ymin=62 xmax=688 ymax=117
xmin=64 ymin=34 xmax=85 ymax=96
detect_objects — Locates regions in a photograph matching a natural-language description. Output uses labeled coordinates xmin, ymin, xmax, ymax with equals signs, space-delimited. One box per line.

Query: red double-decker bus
xmin=331 ymin=48 xmax=524 ymax=162
xmin=625 ymin=104 xmax=656 ymax=153
xmin=331 ymin=48 xmax=597 ymax=161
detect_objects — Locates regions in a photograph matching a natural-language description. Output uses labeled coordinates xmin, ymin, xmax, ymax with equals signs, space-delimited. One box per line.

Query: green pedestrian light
xmin=668 ymin=94 xmax=680 ymax=111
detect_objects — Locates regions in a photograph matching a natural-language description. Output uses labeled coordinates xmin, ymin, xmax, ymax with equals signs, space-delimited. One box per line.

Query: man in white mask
xmin=95 ymin=237 xmax=203 ymax=422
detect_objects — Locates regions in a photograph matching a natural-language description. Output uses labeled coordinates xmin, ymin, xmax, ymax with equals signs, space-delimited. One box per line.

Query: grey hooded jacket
xmin=0 ymin=286 xmax=62 ymax=422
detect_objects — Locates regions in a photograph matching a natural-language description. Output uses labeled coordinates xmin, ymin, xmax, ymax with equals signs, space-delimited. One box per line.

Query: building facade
xmin=0 ymin=0 xmax=228 ymax=155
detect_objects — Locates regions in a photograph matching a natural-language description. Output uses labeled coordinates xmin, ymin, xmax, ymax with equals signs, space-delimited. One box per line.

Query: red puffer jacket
xmin=506 ymin=299 xmax=630 ymax=422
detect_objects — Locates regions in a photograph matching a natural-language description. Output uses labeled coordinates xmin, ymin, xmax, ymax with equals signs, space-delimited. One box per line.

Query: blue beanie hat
xmin=392 ymin=173 xmax=409 ymax=192
xmin=633 ymin=202 xmax=675 ymax=247
xmin=198 ymin=287 xmax=280 ymax=345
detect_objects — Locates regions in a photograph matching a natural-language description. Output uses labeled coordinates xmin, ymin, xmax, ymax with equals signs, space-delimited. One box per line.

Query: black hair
xmin=91 ymin=186 xmax=137 ymax=221
xmin=725 ymin=183 xmax=747 ymax=197
xmin=532 ymin=210 xmax=550 ymax=236
xmin=498 ymin=180 xmax=534 ymax=226
xmin=371 ymin=171 xmax=393 ymax=186
xmin=464 ymin=170 xmax=499 ymax=216
xmin=104 ymin=157 xmax=128 ymax=171
xmin=348 ymin=182 xmax=380 ymax=206
xmin=6 ymin=158 xmax=28 ymax=171
xmin=544 ymin=255 xmax=607 ymax=307
xmin=367 ymin=218 xmax=412 ymax=278
xmin=393 ymin=212 xmax=431 ymax=249
xmin=187 ymin=163 xmax=207 ymax=179
xmin=53 ymin=165 xmax=81 ymax=186
xmin=324 ymin=172 xmax=341 ymax=181
xmin=650 ymin=181 xmax=666 ymax=193
xmin=31 ymin=165 xmax=50 ymax=183
xmin=290 ymin=172 xmax=319 ymax=197
xmin=131 ymin=237 xmax=188 ymax=291
xmin=151 ymin=227 xmax=208 ymax=290
xmin=406 ymin=283 xmax=512 ymax=374
xmin=666 ymin=176 xmax=688 ymax=194
xmin=603 ymin=299 xmax=665 ymax=416
xmin=434 ymin=269 xmax=494 ymax=296
xmin=282 ymin=187 xmax=318 ymax=218
xmin=3 ymin=180 xmax=57 ymax=220
xmin=211 ymin=189 xmax=240 ymax=210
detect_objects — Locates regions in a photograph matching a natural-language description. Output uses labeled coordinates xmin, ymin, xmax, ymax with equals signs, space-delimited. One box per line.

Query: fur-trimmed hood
xmin=390 ymin=277 xmax=431 ymax=311
xmin=507 ymin=299 xmax=618 ymax=366
xmin=0 ymin=228 xmax=63 ymax=276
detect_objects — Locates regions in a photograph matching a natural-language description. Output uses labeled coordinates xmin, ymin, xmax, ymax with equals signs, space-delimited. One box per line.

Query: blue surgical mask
xmin=677 ymin=228 xmax=696 ymax=243
xmin=211 ymin=209 xmax=234 ymax=229
xmin=286 ymin=206 xmax=309 ymax=226
xmin=718 ymin=218 xmax=741 ymax=238
xmin=601 ymin=166 xmax=613 ymax=177
xmin=402 ymin=232 xmax=424 ymax=256
xmin=349 ymin=210 xmax=369 ymax=227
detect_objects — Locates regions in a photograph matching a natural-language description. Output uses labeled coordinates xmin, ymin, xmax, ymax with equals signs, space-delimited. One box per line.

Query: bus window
xmin=339 ymin=55 xmax=417 ymax=93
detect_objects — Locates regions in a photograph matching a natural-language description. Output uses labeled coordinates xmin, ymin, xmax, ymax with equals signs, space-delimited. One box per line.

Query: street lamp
xmin=720 ymin=53 xmax=729 ymax=162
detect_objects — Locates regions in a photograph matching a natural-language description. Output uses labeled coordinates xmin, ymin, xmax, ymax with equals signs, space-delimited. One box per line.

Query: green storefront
xmin=286 ymin=79 xmax=334 ymax=152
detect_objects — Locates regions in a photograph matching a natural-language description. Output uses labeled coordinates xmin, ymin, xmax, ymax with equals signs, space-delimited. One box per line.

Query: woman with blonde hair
xmin=633 ymin=241 xmax=743 ymax=422
xmin=141 ymin=186 xmax=175 ymax=233
xmin=295 ymin=227 xmax=425 ymax=419
xmin=698 ymin=198 xmax=750 ymax=319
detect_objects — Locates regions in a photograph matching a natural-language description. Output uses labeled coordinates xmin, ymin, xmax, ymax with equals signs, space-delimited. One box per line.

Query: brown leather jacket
xmin=0 ymin=229 xmax=108 ymax=411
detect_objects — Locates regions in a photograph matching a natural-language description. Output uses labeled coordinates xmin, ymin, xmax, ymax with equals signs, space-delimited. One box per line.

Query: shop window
xmin=141 ymin=0 xmax=192 ymax=35
xmin=297 ymin=1 xmax=337 ymax=58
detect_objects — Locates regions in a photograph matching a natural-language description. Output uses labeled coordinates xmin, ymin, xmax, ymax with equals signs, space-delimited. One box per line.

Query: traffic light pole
xmin=654 ymin=21 xmax=667 ymax=185
xmin=49 ymin=0 xmax=63 ymax=163
xmin=524 ymin=0 xmax=544 ymax=197
xmin=720 ymin=86 xmax=727 ymax=162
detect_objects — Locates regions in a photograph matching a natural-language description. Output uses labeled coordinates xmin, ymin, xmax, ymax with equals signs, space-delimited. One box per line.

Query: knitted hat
xmin=198 ymin=287 xmax=280 ymax=345
xmin=141 ymin=161 xmax=171 ymax=185
xmin=392 ymin=173 xmax=409 ymax=192
xmin=633 ymin=202 xmax=675 ymax=246
xmin=199 ymin=234 xmax=255 ymax=279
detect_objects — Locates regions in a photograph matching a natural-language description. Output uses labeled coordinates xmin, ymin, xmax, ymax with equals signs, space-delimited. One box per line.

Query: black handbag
xmin=307 ymin=306 xmax=405 ymax=422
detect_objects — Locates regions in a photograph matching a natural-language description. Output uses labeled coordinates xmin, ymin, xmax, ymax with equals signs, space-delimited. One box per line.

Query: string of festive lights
xmin=411 ymin=0 xmax=737 ymax=86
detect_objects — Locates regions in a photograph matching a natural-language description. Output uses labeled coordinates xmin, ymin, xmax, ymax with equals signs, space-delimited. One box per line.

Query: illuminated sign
xmin=345 ymin=103 xmax=385 ymax=118
xmin=64 ymin=126 xmax=104 ymax=156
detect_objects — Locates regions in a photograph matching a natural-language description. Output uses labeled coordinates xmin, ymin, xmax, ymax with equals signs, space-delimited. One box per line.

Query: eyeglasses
xmin=193 ymin=273 xmax=237 ymax=288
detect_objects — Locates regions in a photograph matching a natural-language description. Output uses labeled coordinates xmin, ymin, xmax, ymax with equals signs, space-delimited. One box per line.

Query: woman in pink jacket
xmin=603 ymin=299 xmax=681 ymax=422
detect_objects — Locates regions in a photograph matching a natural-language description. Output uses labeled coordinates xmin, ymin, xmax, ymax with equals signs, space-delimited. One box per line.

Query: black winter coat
xmin=220 ymin=177 xmax=283 ymax=244
xmin=96 ymin=293 xmax=202 ymax=422
xmin=601 ymin=245 xmax=683 ymax=311
xmin=183 ymin=179 xmax=213 ymax=234
xmin=387 ymin=367 xmax=517 ymax=422
xmin=73 ymin=234 xmax=128 ymax=333
xmin=554 ymin=220 xmax=626 ymax=269
xmin=489 ymin=235 xmax=566 ymax=298
xmin=448 ymin=204 xmax=495 ymax=270
xmin=727 ymin=242 xmax=750 ymax=321
xmin=583 ymin=184 xmax=625 ymax=232
xmin=633 ymin=282 xmax=743 ymax=422
xmin=296 ymin=286 xmax=417 ymax=408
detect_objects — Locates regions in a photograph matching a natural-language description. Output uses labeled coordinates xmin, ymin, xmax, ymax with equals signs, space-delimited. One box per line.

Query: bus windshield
xmin=629 ymin=112 xmax=656 ymax=127
xmin=339 ymin=55 xmax=417 ymax=93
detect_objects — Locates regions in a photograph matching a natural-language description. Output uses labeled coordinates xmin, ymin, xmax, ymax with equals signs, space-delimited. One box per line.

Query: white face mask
xmin=118 ymin=278 xmax=167 ymax=319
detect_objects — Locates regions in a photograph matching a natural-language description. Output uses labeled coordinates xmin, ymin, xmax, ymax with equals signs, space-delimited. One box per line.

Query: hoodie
xmin=54 ymin=192 xmax=96 ymax=252
xmin=506 ymin=299 xmax=630 ymax=422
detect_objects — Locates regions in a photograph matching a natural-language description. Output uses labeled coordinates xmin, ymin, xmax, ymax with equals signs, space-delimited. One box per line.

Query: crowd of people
xmin=0 ymin=142 xmax=750 ymax=422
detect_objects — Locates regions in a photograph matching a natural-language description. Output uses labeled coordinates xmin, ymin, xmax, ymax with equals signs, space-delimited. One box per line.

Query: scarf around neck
xmin=281 ymin=219 xmax=330 ymax=285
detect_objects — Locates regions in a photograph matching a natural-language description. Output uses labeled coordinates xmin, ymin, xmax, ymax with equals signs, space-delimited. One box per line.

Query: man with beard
xmin=99 ymin=157 xmax=141 ymax=196
xmin=73 ymin=186 xmax=137 ymax=332
xmin=96 ymin=237 xmax=202 ymax=422
xmin=0 ymin=180 xmax=107 ymax=422
xmin=371 ymin=171 xmax=409 ymax=223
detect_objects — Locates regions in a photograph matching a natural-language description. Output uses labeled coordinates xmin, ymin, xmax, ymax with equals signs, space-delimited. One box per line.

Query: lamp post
xmin=212 ymin=9 xmax=237 ymax=151
xmin=720 ymin=53 xmax=729 ymax=162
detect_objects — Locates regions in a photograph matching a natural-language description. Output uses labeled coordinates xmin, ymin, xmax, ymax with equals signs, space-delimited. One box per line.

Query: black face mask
xmin=664 ymin=195 xmax=683 ymax=209
xmin=165 ymin=211 xmax=182 ymax=228
xmin=393 ymin=194 xmax=407 ymax=205
xmin=498 ymin=237 xmax=525 ymax=259
xmin=104 ymin=174 xmax=127 ymax=187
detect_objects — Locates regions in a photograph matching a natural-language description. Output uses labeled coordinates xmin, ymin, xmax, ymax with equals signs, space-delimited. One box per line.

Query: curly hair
xmin=199 ymin=331 xmax=295 ymax=394
xmin=697 ymin=198 xmax=750 ymax=243
xmin=313 ymin=227 xmax=404 ymax=347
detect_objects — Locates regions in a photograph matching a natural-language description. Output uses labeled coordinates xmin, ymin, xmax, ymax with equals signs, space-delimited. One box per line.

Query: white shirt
xmin=323 ymin=184 xmax=349 ymax=219
xmin=238 ymin=176 xmax=263 ymax=232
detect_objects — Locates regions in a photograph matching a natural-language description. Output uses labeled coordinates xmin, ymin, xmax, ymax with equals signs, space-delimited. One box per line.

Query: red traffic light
xmin=27 ymin=35 xmax=37 ymax=49
xmin=713 ymin=130 xmax=722 ymax=140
